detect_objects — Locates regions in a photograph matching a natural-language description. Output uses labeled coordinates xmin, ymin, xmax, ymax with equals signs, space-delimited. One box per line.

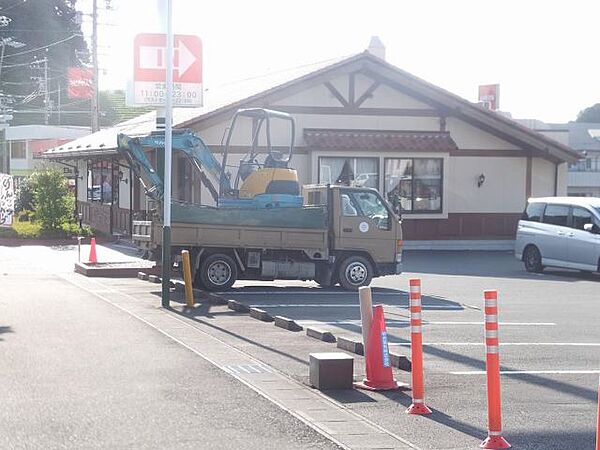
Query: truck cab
xmin=304 ymin=185 xmax=403 ymax=289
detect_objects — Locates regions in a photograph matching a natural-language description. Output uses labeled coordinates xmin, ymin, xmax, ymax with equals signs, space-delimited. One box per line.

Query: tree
xmin=30 ymin=168 xmax=72 ymax=230
xmin=0 ymin=1 xmax=88 ymax=126
xmin=576 ymin=103 xmax=600 ymax=123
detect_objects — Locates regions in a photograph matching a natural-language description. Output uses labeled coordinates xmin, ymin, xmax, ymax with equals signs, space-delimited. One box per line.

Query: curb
xmin=249 ymin=307 xmax=274 ymax=322
xmin=390 ymin=352 xmax=412 ymax=372
xmin=228 ymin=299 xmax=250 ymax=313
xmin=306 ymin=327 xmax=336 ymax=343
xmin=148 ymin=275 xmax=161 ymax=283
xmin=336 ymin=336 xmax=364 ymax=356
xmin=200 ymin=292 xmax=228 ymax=305
xmin=273 ymin=316 xmax=303 ymax=332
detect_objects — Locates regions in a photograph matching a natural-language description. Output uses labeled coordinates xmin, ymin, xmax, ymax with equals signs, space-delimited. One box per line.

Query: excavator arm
xmin=117 ymin=129 xmax=229 ymax=203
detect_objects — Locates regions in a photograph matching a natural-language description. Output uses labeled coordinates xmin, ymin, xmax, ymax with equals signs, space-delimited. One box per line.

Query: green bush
xmin=30 ymin=169 xmax=73 ymax=231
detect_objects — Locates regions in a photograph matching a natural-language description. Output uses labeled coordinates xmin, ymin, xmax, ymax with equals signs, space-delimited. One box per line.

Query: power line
xmin=2 ymin=34 xmax=81 ymax=59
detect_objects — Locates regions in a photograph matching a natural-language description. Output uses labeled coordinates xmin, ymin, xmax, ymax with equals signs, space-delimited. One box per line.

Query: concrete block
xmin=148 ymin=275 xmax=161 ymax=283
xmin=228 ymin=299 xmax=250 ymax=313
xmin=206 ymin=293 xmax=228 ymax=305
xmin=390 ymin=352 xmax=412 ymax=372
xmin=336 ymin=336 xmax=364 ymax=356
xmin=249 ymin=307 xmax=274 ymax=322
xmin=274 ymin=316 xmax=303 ymax=332
xmin=137 ymin=272 xmax=148 ymax=281
xmin=306 ymin=327 xmax=336 ymax=343
xmin=309 ymin=352 xmax=354 ymax=390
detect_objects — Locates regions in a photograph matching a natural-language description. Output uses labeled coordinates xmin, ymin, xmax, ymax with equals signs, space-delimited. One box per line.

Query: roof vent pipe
xmin=367 ymin=36 xmax=386 ymax=60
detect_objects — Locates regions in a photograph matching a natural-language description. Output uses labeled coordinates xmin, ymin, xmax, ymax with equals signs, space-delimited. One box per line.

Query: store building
xmin=44 ymin=46 xmax=579 ymax=247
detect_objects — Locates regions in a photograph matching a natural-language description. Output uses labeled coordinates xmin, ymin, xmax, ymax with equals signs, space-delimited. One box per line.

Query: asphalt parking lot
xmin=216 ymin=250 xmax=600 ymax=450
xmin=1 ymin=245 xmax=598 ymax=449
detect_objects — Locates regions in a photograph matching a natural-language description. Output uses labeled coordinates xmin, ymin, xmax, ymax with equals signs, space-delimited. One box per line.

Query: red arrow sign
xmin=130 ymin=33 xmax=203 ymax=107
xmin=134 ymin=33 xmax=202 ymax=83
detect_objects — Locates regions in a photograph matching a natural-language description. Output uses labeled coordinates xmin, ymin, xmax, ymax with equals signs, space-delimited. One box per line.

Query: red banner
xmin=68 ymin=67 xmax=92 ymax=99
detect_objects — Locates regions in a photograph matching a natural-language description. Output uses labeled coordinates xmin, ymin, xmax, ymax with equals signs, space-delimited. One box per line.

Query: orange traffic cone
xmin=355 ymin=305 xmax=401 ymax=391
xmin=88 ymin=237 xmax=98 ymax=264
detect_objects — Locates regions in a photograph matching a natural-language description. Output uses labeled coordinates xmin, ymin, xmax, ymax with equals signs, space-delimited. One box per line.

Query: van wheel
xmin=198 ymin=253 xmax=237 ymax=291
xmin=338 ymin=256 xmax=373 ymax=290
xmin=523 ymin=246 xmax=543 ymax=273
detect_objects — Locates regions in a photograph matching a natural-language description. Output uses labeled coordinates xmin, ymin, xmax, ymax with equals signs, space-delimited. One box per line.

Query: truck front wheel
xmin=198 ymin=253 xmax=238 ymax=291
xmin=338 ymin=256 xmax=373 ymax=291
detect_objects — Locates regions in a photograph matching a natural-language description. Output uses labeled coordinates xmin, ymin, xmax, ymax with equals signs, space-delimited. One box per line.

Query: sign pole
xmin=161 ymin=0 xmax=173 ymax=308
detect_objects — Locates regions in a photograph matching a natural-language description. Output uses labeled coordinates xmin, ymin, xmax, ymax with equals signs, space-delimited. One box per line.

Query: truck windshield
xmin=342 ymin=190 xmax=390 ymax=230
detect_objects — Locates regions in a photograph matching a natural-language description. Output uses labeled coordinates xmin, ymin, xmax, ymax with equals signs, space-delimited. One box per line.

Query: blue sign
xmin=381 ymin=331 xmax=391 ymax=368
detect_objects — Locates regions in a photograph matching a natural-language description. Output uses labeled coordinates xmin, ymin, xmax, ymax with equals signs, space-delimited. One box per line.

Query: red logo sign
xmin=68 ymin=67 xmax=92 ymax=99
xmin=133 ymin=33 xmax=202 ymax=84
xmin=478 ymin=84 xmax=499 ymax=111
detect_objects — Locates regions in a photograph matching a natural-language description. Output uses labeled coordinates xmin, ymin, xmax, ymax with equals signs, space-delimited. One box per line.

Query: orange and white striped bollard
xmin=480 ymin=290 xmax=511 ymax=449
xmin=406 ymin=278 xmax=432 ymax=415
xmin=596 ymin=374 xmax=599 ymax=450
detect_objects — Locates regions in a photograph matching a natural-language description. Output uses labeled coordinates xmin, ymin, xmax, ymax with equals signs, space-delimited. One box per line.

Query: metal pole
xmin=91 ymin=0 xmax=99 ymax=132
xmin=161 ymin=0 xmax=173 ymax=308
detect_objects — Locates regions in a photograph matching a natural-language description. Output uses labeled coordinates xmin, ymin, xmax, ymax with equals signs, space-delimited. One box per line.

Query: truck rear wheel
xmin=338 ymin=256 xmax=373 ymax=291
xmin=198 ymin=253 xmax=238 ymax=291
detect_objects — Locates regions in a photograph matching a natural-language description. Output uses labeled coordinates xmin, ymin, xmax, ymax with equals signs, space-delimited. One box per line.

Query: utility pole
xmin=91 ymin=0 xmax=99 ymax=132
xmin=43 ymin=57 xmax=49 ymax=125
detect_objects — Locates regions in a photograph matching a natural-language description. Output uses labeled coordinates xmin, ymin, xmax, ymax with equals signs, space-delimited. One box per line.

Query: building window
xmin=10 ymin=141 xmax=26 ymax=159
xmin=318 ymin=157 xmax=379 ymax=189
xmin=384 ymin=158 xmax=443 ymax=213
xmin=87 ymin=160 xmax=114 ymax=204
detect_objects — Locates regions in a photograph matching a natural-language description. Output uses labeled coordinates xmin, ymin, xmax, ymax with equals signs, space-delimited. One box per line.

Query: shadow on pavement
xmin=225 ymin=285 xmax=402 ymax=294
xmin=403 ymin=250 xmax=600 ymax=283
xmin=423 ymin=407 xmax=486 ymax=440
xmin=383 ymin=335 xmax=599 ymax=403
xmin=508 ymin=430 xmax=594 ymax=450
xmin=0 ymin=325 xmax=13 ymax=341
xmin=322 ymin=389 xmax=377 ymax=404
xmin=168 ymin=307 xmax=310 ymax=368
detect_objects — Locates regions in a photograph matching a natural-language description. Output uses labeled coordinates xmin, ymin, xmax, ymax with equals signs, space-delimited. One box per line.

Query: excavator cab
xmin=117 ymin=108 xmax=304 ymax=211
xmin=219 ymin=108 xmax=302 ymax=208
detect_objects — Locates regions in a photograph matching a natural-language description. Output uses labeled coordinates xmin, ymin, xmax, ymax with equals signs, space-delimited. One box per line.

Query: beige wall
xmin=531 ymin=158 xmax=556 ymax=197
xmin=447 ymin=157 xmax=526 ymax=213
xmin=446 ymin=117 xmax=521 ymax=150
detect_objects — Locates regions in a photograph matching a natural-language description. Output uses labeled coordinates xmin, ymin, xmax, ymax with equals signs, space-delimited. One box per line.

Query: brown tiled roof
xmin=303 ymin=129 xmax=458 ymax=152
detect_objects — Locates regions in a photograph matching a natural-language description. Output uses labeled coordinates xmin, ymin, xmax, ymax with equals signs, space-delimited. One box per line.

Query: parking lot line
xmin=389 ymin=342 xmax=600 ymax=347
xmin=296 ymin=320 xmax=556 ymax=326
xmin=450 ymin=370 xmax=600 ymax=375
xmin=248 ymin=303 xmax=463 ymax=310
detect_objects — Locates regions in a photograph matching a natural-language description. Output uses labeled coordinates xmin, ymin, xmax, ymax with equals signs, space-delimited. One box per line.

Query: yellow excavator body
xmin=238 ymin=168 xmax=299 ymax=199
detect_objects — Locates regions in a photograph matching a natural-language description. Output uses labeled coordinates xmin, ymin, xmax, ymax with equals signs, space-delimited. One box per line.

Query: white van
xmin=515 ymin=197 xmax=600 ymax=273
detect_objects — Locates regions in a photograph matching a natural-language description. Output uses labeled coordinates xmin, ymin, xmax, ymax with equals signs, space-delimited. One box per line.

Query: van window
xmin=542 ymin=204 xmax=569 ymax=226
xmin=571 ymin=207 xmax=594 ymax=230
xmin=522 ymin=202 xmax=545 ymax=222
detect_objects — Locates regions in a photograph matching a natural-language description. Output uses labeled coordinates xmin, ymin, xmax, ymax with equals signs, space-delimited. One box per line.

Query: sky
xmin=79 ymin=0 xmax=600 ymax=124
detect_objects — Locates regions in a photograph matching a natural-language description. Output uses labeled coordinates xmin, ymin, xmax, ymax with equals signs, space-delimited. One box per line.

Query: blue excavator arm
xmin=117 ymin=129 xmax=229 ymax=202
